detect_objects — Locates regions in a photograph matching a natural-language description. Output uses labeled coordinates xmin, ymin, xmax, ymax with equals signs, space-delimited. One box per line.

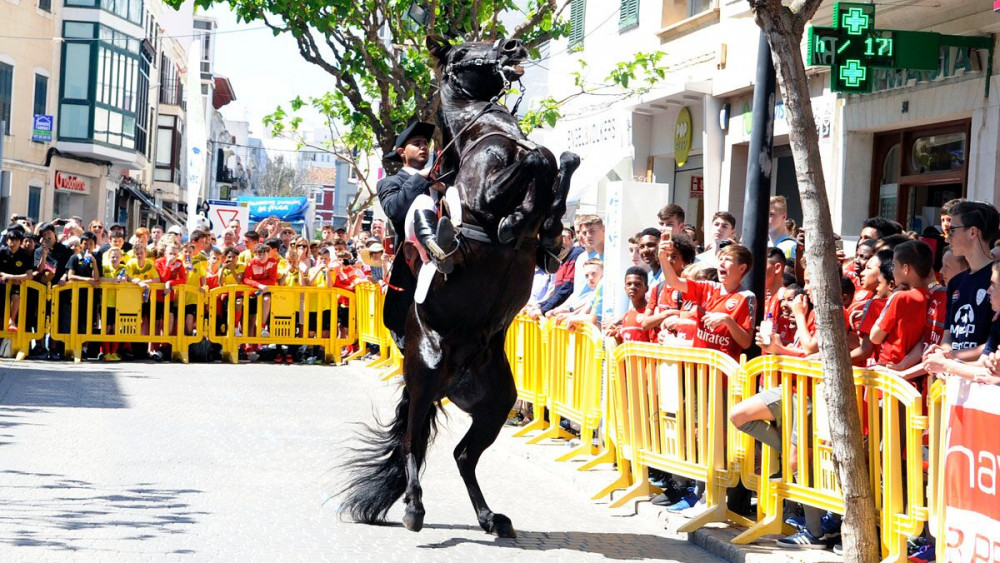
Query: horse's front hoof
xmin=402 ymin=507 xmax=425 ymax=532
xmin=491 ymin=513 xmax=516 ymax=538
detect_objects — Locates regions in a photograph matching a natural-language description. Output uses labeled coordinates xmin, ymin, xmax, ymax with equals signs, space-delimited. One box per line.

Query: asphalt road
xmin=0 ymin=359 xmax=722 ymax=562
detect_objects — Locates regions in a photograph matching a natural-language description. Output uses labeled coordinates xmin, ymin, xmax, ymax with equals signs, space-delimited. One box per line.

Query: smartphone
xmin=835 ymin=239 xmax=844 ymax=252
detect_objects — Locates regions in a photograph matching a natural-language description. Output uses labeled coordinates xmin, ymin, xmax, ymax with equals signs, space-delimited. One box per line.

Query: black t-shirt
xmin=983 ymin=315 xmax=1000 ymax=355
xmin=66 ymin=252 xmax=97 ymax=279
xmin=34 ymin=242 xmax=73 ymax=283
xmin=946 ymin=261 xmax=994 ymax=352
xmin=0 ymin=247 xmax=34 ymax=276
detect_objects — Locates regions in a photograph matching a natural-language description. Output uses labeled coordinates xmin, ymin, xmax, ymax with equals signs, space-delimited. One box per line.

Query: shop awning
xmin=566 ymin=148 xmax=633 ymax=205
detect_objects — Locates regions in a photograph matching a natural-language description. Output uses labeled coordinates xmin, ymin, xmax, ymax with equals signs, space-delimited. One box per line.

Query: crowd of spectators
xmin=0 ymin=213 xmax=396 ymax=363
xmin=510 ymin=195 xmax=1000 ymax=559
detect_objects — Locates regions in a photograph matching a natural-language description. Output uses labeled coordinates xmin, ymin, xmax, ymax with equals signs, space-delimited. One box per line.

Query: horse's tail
xmin=337 ymin=388 xmax=437 ymax=524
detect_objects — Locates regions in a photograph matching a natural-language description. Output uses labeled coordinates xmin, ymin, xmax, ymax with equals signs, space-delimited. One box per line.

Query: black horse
xmin=337 ymin=37 xmax=578 ymax=538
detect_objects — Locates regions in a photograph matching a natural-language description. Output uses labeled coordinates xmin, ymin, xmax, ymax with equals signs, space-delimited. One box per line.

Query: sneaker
xmin=274 ymin=353 xmax=285 ymax=364
xmin=505 ymin=413 xmax=524 ymax=427
xmin=104 ymin=353 xmax=121 ymax=362
xmin=260 ymin=328 xmax=270 ymax=338
xmin=908 ymin=545 xmax=934 ymax=562
xmin=247 ymin=351 xmax=259 ymax=362
xmin=664 ymin=488 xmax=700 ymax=512
xmin=234 ymin=328 xmax=243 ymax=337
xmin=149 ymin=350 xmax=163 ymax=362
xmin=785 ymin=512 xmax=841 ymax=537
xmin=833 ymin=544 xmax=843 ymax=556
xmin=776 ymin=530 xmax=828 ymax=549
xmin=285 ymin=354 xmax=294 ymax=364
xmin=679 ymin=494 xmax=708 ymax=516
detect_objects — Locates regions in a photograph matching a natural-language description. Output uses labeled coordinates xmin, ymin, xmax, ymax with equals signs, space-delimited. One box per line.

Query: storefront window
xmin=908 ymin=132 xmax=966 ymax=175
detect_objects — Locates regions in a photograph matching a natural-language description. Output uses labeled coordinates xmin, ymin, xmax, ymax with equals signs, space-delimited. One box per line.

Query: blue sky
xmin=204 ymin=5 xmax=331 ymax=150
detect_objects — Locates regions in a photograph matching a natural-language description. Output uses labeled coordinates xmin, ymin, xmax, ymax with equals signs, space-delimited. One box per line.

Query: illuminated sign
xmin=807 ymin=2 xmax=940 ymax=93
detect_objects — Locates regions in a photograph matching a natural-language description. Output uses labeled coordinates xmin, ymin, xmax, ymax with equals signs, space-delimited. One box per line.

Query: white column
xmin=703 ymin=94 xmax=725 ymax=226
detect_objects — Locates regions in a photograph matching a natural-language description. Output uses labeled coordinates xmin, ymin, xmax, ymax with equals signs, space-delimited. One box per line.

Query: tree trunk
xmin=749 ymin=2 xmax=880 ymax=561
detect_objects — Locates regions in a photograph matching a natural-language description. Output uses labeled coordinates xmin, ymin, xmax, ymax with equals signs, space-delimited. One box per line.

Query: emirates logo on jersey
xmin=725 ymin=297 xmax=738 ymax=311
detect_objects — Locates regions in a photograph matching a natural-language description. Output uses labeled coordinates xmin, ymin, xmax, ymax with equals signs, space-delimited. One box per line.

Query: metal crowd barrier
xmin=602 ymin=343 xmax=749 ymax=532
xmin=524 ymin=321 xmax=604 ymax=463
xmin=505 ymin=315 xmax=548 ymax=437
xmin=0 ymin=280 xmax=49 ymax=360
xmin=49 ymin=281 xmax=204 ymax=363
xmin=207 ymin=285 xmax=355 ymax=365
xmin=733 ymin=356 xmax=928 ymax=561
xmin=345 ymin=282 xmax=392 ymax=365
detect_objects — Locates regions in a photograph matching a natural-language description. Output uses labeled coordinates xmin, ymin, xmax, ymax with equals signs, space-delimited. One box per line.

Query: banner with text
xmin=944 ymin=379 xmax=1000 ymax=562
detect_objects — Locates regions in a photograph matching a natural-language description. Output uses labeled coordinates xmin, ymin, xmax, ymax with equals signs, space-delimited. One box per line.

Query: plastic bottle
xmin=760 ymin=312 xmax=774 ymax=346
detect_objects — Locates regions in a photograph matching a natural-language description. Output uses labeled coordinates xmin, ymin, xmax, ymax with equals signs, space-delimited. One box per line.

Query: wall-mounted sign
xmin=689 ymin=176 xmax=704 ymax=199
xmin=31 ymin=115 xmax=53 ymax=143
xmin=54 ymin=171 xmax=91 ymax=194
xmin=674 ymin=107 xmax=692 ymax=168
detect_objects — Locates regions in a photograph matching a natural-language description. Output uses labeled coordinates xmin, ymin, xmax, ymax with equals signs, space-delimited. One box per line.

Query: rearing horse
xmin=337 ymin=37 xmax=578 ymax=539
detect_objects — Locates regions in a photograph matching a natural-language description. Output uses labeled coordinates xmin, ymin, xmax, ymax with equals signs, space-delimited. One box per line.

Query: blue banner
xmin=32 ymin=114 xmax=53 ymax=143
xmin=236 ymin=196 xmax=310 ymax=222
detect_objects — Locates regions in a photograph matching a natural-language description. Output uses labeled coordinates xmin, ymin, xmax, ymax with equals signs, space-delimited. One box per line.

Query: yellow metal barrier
xmin=586 ymin=337 xmax=636 ymax=500
xmin=207 ymin=285 xmax=355 ymax=365
xmin=734 ymin=356 xmax=928 ymax=562
xmin=926 ymin=379 xmax=945 ymax=563
xmin=49 ymin=281 xmax=204 ymax=363
xmin=525 ymin=321 xmax=604 ymax=463
xmin=0 ymin=280 xmax=49 ymax=360
xmin=346 ymin=282 xmax=393 ymax=366
xmin=605 ymin=342 xmax=746 ymax=532
xmin=505 ymin=315 xmax=548 ymax=437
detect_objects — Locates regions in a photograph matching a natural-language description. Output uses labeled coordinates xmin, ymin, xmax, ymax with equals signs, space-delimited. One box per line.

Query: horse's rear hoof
xmin=491 ymin=513 xmax=516 ymax=538
xmin=402 ymin=508 xmax=425 ymax=532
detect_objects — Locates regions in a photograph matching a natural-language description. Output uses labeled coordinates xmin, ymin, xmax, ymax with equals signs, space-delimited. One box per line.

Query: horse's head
xmin=427 ymin=37 xmax=528 ymax=101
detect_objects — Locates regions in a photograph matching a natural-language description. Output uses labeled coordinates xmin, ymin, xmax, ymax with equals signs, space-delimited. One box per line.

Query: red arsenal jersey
xmin=874 ymin=288 xmax=929 ymax=365
xmin=620 ymin=309 xmax=651 ymax=342
xmin=244 ymin=257 xmax=278 ymax=289
xmin=923 ymin=284 xmax=948 ymax=346
xmin=686 ymin=280 xmax=756 ymax=360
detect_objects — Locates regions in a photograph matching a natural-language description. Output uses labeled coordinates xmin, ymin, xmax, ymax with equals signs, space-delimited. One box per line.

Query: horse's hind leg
xmin=400 ymin=318 xmax=447 ymax=533
xmin=450 ymin=334 xmax=518 ymax=538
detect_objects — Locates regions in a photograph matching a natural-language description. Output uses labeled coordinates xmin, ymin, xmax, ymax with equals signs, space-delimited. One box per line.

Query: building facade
xmin=536 ymin=0 xmax=1000 ymax=238
xmin=0 ymin=0 xmax=60 ymax=223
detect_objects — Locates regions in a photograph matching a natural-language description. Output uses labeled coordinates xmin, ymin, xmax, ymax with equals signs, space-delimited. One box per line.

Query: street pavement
xmin=0 ymin=359 xmax=722 ymax=562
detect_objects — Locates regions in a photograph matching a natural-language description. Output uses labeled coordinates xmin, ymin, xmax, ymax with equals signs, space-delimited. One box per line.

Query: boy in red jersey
xmin=850 ymin=250 xmax=894 ymax=366
xmin=657 ymin=234 xmax=755 ymax=361
xmin=151 ymin=244 xmax=187 ymax=361
xmin=243 ymin=244 xmax=278 ymax=338
xmin=870 ymin=241 xmax=931 ymax=369
xmin=642 ymin=235 xmax=696 ymax=339
xmin=607 ymin=267 xmax=650 ymax=344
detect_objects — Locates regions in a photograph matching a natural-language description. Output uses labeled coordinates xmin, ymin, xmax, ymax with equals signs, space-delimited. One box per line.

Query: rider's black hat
xmin=383 ymin=121 xmax=435 ymax=162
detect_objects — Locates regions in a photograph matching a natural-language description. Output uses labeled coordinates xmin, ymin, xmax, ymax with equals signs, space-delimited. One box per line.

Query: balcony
xmin=159 ymin=78 xmax=185 ymax=108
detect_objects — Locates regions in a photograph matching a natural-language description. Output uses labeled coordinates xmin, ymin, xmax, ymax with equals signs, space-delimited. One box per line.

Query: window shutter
xmin=619 ymin=0 xmax=639 ymax=32
xmin=569 ymin=0 xmax=586 ymax=50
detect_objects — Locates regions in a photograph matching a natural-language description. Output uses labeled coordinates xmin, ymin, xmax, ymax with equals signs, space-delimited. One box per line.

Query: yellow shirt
xmin=101 ymin=263 xmax=127 ymax=307
xmin=125 ymin=258 xmax=158 ymax=281
xmin=184 ymin=253 xmax=209 ymax=288
xmin=238 ymin=248 xmax=254 ymax=267
xmin=216 ymin=265 xmax=242 ymax=287
xmin=307 ymin=265 xmax=331 ymax=311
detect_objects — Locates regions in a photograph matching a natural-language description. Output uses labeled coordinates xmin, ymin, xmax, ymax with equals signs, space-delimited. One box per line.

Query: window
xmin=687 ymin=0 xmax=711 ymax=17
xmin=0 ymin=63 xmax=12 ymax=136
xmin=569 ymin=0 xmax=586 ymax=50
xmin=155 ymin=114 xmax=177 ymax=182
xmin=314 ymin=190 xmax=323 ymax=204
xmin=27 ymin=186 xmax=42 ymax=222
xmin=619 ymin=0 xmax=639 ymax=32
xmin=33 ymin=74 xmax=48 ymax=117
xmin=39 ymin=0 xmax=52 ymax=12
xmin=662 ymin=0 xmax=714 ymax=29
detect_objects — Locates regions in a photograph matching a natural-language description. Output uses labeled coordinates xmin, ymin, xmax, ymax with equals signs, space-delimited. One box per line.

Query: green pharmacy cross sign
xmin=807 ymin=2 xmax=992 ymax=93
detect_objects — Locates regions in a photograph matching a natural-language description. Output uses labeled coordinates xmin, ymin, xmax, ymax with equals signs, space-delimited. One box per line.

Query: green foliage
xmin=174 ymin=0 xmax=573 ymax=155
xmin=519 ymin=51 xmax=667 ymax=134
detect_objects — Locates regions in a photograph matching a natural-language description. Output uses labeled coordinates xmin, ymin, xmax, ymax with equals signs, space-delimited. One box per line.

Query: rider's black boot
xmin=412 ymin=209 xmax=457 ymax=274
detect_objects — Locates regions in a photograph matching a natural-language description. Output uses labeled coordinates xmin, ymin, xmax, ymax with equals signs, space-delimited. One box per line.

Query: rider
xmin=377 ymin=120 xmax=459 ymax=347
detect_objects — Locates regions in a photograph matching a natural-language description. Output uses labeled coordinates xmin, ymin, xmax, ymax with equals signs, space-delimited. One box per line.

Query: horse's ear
xmin=426 ymin=35 xmax=451 ymax=60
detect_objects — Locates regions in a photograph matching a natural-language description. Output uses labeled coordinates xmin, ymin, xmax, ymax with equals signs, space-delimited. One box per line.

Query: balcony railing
xmin=159 ymin=78 xmax=184 ymax=107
